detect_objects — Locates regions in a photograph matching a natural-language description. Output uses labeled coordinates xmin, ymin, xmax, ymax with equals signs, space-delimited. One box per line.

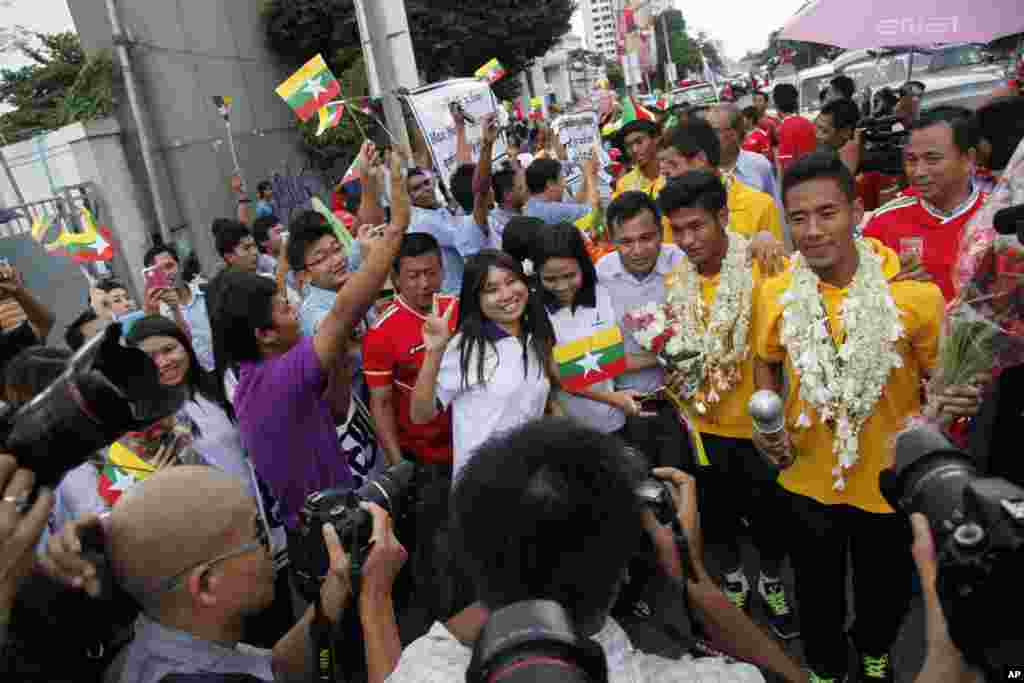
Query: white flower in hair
xmin=522 ymin=258 xmax=534 ymax=276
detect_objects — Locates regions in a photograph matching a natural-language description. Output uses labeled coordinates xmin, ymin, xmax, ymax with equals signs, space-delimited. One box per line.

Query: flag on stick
xmin=211 ymin=95 xmax=233 ymax=121
xmin=30 ymin=213 xmax=52 ymax=243
xmin=316 ymin=101 xmax=346 ymax=136
xmin=311 ymin=197 xmax=355 ymax=255
xmin=474 ymin=58 xmax=506 ymax=84
xmin=554 ymin=326 xmax=627 ymax=391
xmin=276 ymin=54 xmax=342 ymax=122
xmin=44 ymin=208 xmax=115 ymax=263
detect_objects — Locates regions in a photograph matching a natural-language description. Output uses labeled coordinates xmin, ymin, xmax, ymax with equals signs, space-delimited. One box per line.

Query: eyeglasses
xmin=306 ymin=243 xmax=344 ymax=270
xmin=148 ymin=515 xmax=270 ymax=600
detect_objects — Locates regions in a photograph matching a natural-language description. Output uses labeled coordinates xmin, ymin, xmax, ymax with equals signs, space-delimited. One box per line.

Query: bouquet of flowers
xmin=624 ymin=301 xmax=708 ymax=411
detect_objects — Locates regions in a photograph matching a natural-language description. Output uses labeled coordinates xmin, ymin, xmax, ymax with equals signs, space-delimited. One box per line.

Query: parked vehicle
xmin=796 ymin=62 xmax=835 ymax=115
xmin=671 ymin=82 xmax=719 ymax=107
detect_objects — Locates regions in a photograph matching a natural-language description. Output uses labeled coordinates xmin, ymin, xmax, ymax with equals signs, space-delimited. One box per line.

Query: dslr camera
xmin=880 ymin=426 xmax=1024 ymax=673
xmin=290 ymin=460 xmax=416 ymax=601
xmin=0 ymin=321 xmax=186 ymax=489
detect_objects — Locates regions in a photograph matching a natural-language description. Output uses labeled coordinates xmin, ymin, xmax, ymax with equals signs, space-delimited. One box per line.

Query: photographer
xmin=62 ymin=465 xmax=404 ymax=683
xmin=387 ymin=418 xmax=804 ymax=682
xmin=0 ymin=262 xmax=54 ymax=344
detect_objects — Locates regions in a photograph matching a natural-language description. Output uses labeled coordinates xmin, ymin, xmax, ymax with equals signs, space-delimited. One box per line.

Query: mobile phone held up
xmin=143 ymin=265 xmax=171 ymax=291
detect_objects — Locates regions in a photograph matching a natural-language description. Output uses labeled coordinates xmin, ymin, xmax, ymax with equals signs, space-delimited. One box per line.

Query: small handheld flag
xmin=211 ymin=95 xmax=233 ymax=121
xmin=474 ymin=58 xmax=506 ymax=84
xmin=30 ymin=213 xmax=52 ymax=243
xmin=44 ymin=208 xmax=115 ymax=263
xmin=316 ymin=101 xmax=346 ymax=137
xmin=554 ymin=326 xmax=627 ymax=391
xmin=276 ymin=54 xmax=342 ymax=122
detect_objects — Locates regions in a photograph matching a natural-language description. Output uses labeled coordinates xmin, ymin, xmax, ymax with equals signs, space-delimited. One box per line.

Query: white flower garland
xmin=663 ymin=232 xmax=754 ymax=406
xmin=780 ymin=240 xmax=904 ymax=491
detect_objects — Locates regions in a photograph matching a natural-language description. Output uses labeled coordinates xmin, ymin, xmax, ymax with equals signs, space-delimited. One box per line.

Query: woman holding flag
xmin=534 ymin=222 xmax=645 ymax=434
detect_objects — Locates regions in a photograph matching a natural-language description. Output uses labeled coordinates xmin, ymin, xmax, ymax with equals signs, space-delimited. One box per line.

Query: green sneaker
xmin=808 ymin=673 xmax=845 ymax=683
xmin=758 ymin=574 xmax=800 ymax=640
xmin=722 ymin=574 xmax=750 ymax=612
xmin=859 ymin=653 xmax=893 ymax=682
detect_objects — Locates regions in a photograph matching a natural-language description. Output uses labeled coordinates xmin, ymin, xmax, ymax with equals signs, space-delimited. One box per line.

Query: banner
xmin=403 ymin=78 xmax=508 ymax=190
xmin=553 ymin=111 xmax=598 ymax=165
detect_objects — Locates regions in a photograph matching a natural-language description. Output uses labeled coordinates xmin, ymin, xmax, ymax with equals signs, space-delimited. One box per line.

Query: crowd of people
xmin=0 ymin=73 xmax=1023 ymax=683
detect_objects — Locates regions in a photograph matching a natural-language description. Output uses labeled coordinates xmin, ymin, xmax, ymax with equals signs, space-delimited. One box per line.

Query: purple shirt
xmin=235 ymin=337 xmax=354 ymax=527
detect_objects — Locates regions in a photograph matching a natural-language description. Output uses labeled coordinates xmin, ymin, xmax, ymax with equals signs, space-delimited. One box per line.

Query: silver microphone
xmin=748 ymin=390 xmax=785 ymax=435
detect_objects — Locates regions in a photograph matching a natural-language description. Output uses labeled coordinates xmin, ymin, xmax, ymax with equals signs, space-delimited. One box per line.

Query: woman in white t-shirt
xmin=534 ymin=223 xmax=642 ymax=435
xmin=411 ymin=250 xmax=556 ymax=481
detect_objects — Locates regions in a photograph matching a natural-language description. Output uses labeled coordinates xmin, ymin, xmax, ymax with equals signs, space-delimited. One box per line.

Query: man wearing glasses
xmin=103 ymin=466 xmax=406 ymax=682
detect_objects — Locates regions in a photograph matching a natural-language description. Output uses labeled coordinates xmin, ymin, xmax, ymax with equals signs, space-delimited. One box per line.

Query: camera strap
xmin=312 ymin=593 xmax=337 ymax=682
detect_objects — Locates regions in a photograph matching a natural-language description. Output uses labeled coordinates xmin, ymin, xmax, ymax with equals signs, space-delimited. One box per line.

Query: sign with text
xmin=403 ymin=78 xmax=508 ymax=190
xmin=553 ymin=111 xmax=599 ymax=164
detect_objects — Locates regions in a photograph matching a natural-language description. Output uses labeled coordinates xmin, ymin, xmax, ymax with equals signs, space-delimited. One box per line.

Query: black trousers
xmin=695 ymin=433 xmax=787 ymax=573
xmin=780 ymin=487 xmax=914 ymax=677
xmin=622 ymin=399 xmax=693 ymax=471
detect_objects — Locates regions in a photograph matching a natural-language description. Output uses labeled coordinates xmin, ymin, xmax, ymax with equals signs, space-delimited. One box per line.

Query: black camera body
xmin=290 ymin=461 xmax=415 ymax=602
xmin=857 ymin=114 xmax=909 ymax=176
xmin=880 ymin=426 xmax=1024 ymax=672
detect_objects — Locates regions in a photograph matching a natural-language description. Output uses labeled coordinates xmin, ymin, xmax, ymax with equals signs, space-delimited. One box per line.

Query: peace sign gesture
xmin=422 ymin=294 xmax=455 ymax=352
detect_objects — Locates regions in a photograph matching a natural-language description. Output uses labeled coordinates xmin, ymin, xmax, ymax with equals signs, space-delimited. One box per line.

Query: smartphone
xmin=116 ymin=310 xmax=147 ymax=336
xmin=143 ymin=265 xmax=171 ymax=291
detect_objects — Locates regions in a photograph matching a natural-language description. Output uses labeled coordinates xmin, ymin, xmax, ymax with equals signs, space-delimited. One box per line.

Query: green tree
xmin=653 ymin=9 xmax=702 ymax=88
xmin=0 ymin=32 xmax=113 ymax=143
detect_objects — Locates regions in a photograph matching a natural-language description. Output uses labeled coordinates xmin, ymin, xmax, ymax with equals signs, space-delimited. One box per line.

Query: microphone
xmin=748 ymin=390 xmax=785 ymax=435
xmin=993 ymin=204 xmax=1024 ymax=242
xmin=748 ymin=390 xmax=793 ymax=469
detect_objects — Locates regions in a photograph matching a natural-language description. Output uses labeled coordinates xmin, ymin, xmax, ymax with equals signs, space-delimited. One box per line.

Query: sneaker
xmin=808 ymin=673 xmax=846 ymax=683
xmin=722 ymin=569 xmax=750 ymax=612
xmin=859 ymin=653 xmax=893 ymax=682
xmin=758 ymin=574 xmax=800 ymax=640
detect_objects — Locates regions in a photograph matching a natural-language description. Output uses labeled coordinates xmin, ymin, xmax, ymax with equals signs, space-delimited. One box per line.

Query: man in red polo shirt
xmin=773 ymin=83 xmax=817 ymax=176
xmin=863 ymin=106 xmax=986 ymax=301
xmin=363 ymin=232 xmax=459 ymax=626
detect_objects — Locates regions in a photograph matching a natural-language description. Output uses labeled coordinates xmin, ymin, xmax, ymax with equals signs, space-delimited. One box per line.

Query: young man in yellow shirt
xmin=753 ymin=152 xmax=945 ymax=683
xmin=657 ymin=120 xmax=784 ymax=246
xmin=658 ymin=170 xmax=797 ymax=641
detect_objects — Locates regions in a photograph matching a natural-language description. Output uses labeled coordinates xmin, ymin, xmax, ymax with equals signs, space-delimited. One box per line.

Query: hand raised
xmin=422 ymin=294 xmax=456 ymax=352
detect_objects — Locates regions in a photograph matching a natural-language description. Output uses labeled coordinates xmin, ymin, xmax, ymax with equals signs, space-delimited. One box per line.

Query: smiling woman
xmin=410 ymin=250 xmax=557 ymax=479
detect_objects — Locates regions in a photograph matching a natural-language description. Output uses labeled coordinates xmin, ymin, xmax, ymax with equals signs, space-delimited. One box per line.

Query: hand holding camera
xmin=39 ymin=513 xmax=105 ymax=598
xmin=0 ymin=454 xmax=54 ymax=606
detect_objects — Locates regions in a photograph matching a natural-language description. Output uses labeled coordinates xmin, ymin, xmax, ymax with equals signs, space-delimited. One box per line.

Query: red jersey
xmin=776 ymin=115 xmax=817 ymax=173
xmin=742 ymin=128 xmax=773 ymax=162
xmin=862 ymin=189 xmax=988 ymax=301
xmin=363 ymin=294 xmax=459 ymax=464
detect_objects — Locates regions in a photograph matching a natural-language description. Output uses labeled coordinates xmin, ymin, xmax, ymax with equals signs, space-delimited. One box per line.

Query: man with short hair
xmin=212 ymin=154 xmax=410 ymax=530
xmin=613 ymin=119 xmax=662 ymax=199
xmin=213 ymin=219 xmax=261 ymax=274
xmin=363 ymin=232 xmax=458 ymax=628
xmin=863 ymin=106 xmax=986 ymax=301
xmin=253 ymin=215 xmax=286 ymax=261
xmin=387 ymin=419 xmax=805 ymax=683
xmin=93 ymin=279 xmax=135 ymax=320
xmin=143 ymin=244 xmax=215 ymax=371
xmin=703 ymin=104 xmax=779 ymax=203
xmin=741 ymin=106 xmax=773 ymax=162
xmin=656 ymin=171 xmax=797 ymax=639
xmin=657 ymin=120 xmax=784 ymax=245
xmin=524 ymin=156 xmax=597 ymax=225
xmin=827 ymin=75 xmax=856 ymax=103
xmin=754 ymin=151 xmax=944 ymax=682
xmin=598 ymin=192 xmax=684 ymax=468
xmin=816 ymin=98 xmax=860 ymax=154
xmin=751 ymin=90 xmax=779 ymax=147
xmin=107 ymin=465 xmax=405 ymax=683
xmin=773 ymin=83 xmax=817 ymax=175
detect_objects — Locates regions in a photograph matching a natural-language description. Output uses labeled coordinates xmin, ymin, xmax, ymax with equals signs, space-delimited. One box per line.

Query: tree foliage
xmin=262 ymin=0 xmax=576 ymax=169
xmin=0 ymin=32 xmax=114 ymax=143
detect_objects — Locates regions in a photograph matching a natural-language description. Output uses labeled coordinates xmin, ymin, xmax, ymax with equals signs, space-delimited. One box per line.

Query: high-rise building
xmin=580 ymin=0 xmax=619 ymax=62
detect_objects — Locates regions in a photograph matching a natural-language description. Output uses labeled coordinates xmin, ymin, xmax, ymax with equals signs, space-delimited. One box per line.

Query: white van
xmin=796 ymin=62 xmax=835 ymax=116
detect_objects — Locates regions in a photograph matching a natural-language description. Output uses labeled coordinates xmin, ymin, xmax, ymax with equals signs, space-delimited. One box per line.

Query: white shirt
xmin=386 ymin=618 xmax=764 ymax=683
xmin=548 ymin=285 xmax=626 ymax=434
xmin=436 ymin=328 xmax=551 ymax=481
xmin=596 ymin=246 xmax=685 ymax=393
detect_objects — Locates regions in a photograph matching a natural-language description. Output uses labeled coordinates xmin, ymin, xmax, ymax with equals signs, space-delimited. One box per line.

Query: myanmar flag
xmin=276 ymin=54 xmax=342 ymax=122
xmin=555 ymin=326 xmax=627 ymax=392
xmin=97 ymin=442 xmax=155 ymax=507
xmin=316 ymin=101 xmax=346 ymax=136
xmin=475 ymin=58 xmax=506 ymax=84
xmin=44 ymin=208 xmax=115 ymax=263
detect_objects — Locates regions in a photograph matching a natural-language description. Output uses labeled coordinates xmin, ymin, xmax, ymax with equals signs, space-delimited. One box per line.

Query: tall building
xmin=581 ymin=0 xmax=619 ymax=62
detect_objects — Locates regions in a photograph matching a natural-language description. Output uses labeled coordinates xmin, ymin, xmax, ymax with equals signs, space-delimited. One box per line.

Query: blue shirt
xmin=736 ymin=150 xmax=778 ymax=200
xmin=410 ymin=207 xmax=489 ymax=294
xmin=299 ymin=284 xmax=337 ymax=338
xmin=113 ymin=612 xmax=273 ymax=683
xmin=160 ymin=284 xmax=214 ymax=372
xmin=524 ymin=197 xmax=590 ymax=225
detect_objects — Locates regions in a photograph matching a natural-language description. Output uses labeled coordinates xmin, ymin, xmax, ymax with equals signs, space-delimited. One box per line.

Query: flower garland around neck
xmin=780 ymin=240 xmax=904 ymax=491
xmin=663 ymin=232 xmax=754 ymax=408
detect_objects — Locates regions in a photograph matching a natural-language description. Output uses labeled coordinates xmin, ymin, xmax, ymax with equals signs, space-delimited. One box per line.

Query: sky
xmin=0 ymin=0 xmax=75 ymax=68
xmin=573 ymin=0 xmax=809 ymax=62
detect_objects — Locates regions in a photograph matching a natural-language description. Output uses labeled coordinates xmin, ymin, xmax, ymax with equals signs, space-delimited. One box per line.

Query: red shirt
xmin=362 ymin=295 xmax=459 ymax=464
xmin=862 ymin=190 xmax=988 ymax=301
xmin=743 ymin=128 xmax=773 ymax=162
xmin=776 ymin=115 xmax=817 ymax=172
